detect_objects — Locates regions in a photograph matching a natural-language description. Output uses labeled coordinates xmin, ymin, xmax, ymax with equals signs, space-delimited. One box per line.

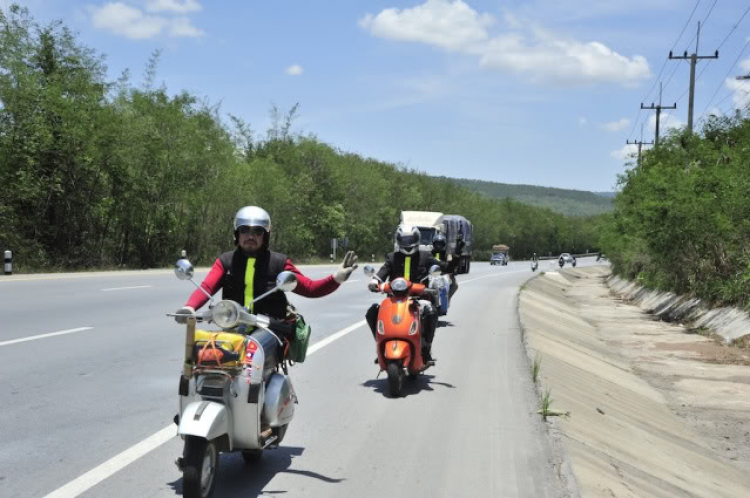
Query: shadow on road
xmin=361 ymin=373 xmax=456 ymax=398
xmin=168 ymin=445 xmax=345 ymax=498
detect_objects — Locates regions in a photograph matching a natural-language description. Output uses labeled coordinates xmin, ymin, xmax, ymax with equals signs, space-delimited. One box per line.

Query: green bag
xmin=288 ymin=314 xmax=312 ymax=363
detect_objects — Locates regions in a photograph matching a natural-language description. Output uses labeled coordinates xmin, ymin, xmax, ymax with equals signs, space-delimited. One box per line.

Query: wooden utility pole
xmin=641 ymin=83 xmax=676 ymax=146
xmin=669 ymin=22 xmax=719 ymax=134
xmin=626 ymin=124 xmax=653 ymax=166
xmin=626 ymin=139 xmax=654 ymax=167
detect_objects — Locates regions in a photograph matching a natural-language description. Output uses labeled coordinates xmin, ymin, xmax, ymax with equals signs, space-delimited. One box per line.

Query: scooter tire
xmin=386 ymin=362 xmax=403 ymax=398
xmin=183 ymin=436 xmax=219 ymax=498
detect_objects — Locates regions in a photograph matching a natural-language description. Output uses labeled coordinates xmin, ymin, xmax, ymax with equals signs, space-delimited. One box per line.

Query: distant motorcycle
xmin=428 ymin=271 xmax=451 ymax=315
xmin=558 ymin=258 xmax=565 ymax=268
xmin=531 ymin=260 xmax=538 ymax=272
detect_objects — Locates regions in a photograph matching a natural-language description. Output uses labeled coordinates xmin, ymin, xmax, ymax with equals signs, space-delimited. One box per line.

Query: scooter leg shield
xmin=179 ymin=401 xmax=231 ymax=449
xmin=383 ymin=340 xmax=412 ymax=361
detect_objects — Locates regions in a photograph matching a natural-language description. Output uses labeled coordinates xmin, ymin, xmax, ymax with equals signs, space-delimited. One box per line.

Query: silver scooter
xmin=169 ymin=259 xmax=299 ymax=498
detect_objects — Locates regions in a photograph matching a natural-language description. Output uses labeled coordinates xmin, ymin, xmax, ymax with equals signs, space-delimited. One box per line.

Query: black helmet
xmin=432 ymin=233 xmax=447 ymax=252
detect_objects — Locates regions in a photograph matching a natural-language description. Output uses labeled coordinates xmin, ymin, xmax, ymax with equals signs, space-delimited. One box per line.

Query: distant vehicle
xmin=560 ymin=253 xmax=574 ymax=264
xmin=490 ymin=253 xmax=507 ymax=266
xmin=400 ymin=211 xmax=444 ymax=252
xmin=491 ymin=244 xmax=509 ymax=266
xmin=443 ymin=215 xmax=473 ymax=274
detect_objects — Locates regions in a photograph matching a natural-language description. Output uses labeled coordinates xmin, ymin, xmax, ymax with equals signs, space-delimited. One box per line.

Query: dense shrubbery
xmin=601 ymin=113 xmax=750 ymax=309
xmin=0 ymin=6 xmax=600 ymax=271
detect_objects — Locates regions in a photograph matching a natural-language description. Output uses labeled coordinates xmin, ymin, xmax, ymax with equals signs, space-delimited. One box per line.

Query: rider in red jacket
xmin=175 ymin=206 xmax=358 ymax=339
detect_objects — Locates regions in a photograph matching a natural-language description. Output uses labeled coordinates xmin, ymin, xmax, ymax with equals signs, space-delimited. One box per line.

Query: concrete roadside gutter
xmin=519 ymin=266 xmax=750 ymax=498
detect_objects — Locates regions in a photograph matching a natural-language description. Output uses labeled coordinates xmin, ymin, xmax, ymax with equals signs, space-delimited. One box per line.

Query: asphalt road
xmin=0 ymin=257 xmax=598 ymax=498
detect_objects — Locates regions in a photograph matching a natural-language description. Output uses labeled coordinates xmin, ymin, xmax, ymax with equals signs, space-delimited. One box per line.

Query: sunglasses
xmin=238 ymin=226 xmax=266 ymax=236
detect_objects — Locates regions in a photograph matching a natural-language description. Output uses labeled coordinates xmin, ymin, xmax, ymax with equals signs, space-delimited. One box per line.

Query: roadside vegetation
xmin=0 ymin=5 xmax=601 ymax=271
xmin=601 ymin=114 xmax=750 ymax=310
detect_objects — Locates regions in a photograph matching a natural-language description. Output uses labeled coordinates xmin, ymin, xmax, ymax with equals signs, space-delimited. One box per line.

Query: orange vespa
xmin=364 ymin=265 xmax=439 ymax=397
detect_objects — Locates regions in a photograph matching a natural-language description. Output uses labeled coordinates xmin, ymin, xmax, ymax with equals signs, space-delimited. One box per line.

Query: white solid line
xmin=342 ymin=279 xmax=361 ymax=285
xmin=0 ymin=327 xmax=93 ymax=347
xmin=41 ymin=318 xmax=367 ymax=498
xmin=307 ymin=319 xmax=367 ymax=355
xmin=42 ymin=425 xmax=176 ymax=498
xmin=461 ymin=270 xmax=525 ymax=284
xmin=101 ymin=285 xmax=152 ymax=292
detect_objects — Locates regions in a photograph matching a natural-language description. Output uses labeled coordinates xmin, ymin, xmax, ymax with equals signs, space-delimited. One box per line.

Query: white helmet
xmin=234 ymin=206 xmax=271 ymax=234
xmin=395 ymin=224 xmax=421 ymax=255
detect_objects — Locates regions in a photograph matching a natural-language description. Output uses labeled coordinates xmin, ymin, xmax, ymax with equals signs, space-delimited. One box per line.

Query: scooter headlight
xmin=377 ymin=320 xmax=385 ymax=335
xmin=213 ymin=300 xmax=241 ymax=329
xmin=408 ymin=321 xmax=418 ymax=336
xmin=391 ymin=278 xmax=408 ymax=293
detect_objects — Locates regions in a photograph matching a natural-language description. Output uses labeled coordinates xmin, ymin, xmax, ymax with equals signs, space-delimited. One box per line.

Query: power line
xmin=698 ymin=35 xmax=750 ymax=124
xmin=626 ymin=0 xmax=702 ymax=140
xmin=683 ymin=0 xmax=719 ymax=51
xmin=669 ymin=22 xmax=719 ymax=133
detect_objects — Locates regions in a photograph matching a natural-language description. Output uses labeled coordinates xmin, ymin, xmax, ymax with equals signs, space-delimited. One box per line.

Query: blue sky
xmin=8 ymin=0 xmax=750 ymax=191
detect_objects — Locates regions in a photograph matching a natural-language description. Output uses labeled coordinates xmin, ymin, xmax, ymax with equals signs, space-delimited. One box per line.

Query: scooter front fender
xmin=178 ymin=401 xmax=231 ymax=448
xmin=383 ymin=340 xmax=412 ymax=361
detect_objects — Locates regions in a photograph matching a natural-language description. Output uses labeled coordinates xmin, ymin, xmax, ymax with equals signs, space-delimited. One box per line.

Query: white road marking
xmin=461 ymin=269 xmax=525 ymax=284
xmin=41 ymin=318 xmax=368 ymax=498
xmin=42 ymin=425 xmax=176 ymax=498
xmin=101 ymin=285 xmax=152 ymax=292
xmin=0 ymin=327 xmax=93 ymax=348
xmin=342 ymin=279 xmax=361 ymax=285
xmin=307 ymin=320 xmax=367 ymax=355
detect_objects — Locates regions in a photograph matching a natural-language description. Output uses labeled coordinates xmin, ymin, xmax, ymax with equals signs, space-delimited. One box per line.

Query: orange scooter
xmin=364 ymin=265 xmax=440 ymax=397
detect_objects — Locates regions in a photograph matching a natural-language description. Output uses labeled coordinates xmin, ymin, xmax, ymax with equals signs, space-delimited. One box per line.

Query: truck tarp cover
xmin=400 ymin=211 xmax=444 ymax=228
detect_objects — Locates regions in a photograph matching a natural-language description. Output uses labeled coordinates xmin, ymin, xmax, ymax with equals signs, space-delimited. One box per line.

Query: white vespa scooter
xmin=170 ymin=259 xmax=299 ymax=498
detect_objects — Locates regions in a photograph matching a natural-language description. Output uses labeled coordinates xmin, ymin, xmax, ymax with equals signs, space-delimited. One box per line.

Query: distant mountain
xmin=439 ymin=177 xmax=615 ymax=217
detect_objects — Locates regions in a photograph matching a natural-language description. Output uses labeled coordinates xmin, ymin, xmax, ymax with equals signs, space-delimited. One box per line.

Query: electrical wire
xmin=626 ymin=0 xmax=702 ymax=140
xmin=698 ymin=36 xmax=750 ymax=123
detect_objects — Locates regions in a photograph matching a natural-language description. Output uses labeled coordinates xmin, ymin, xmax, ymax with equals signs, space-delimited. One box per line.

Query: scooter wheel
xmin=241 ymin=449 xmax=263 ymax=464
xmin=183 ymin=436 xmax=219 ymax=498
xmin=387 ymin=362 xmax=403 ymax=398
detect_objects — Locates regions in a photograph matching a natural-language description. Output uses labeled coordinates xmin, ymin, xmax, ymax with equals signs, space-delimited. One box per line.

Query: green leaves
xmin=604 ymin=117 xmax=750 ymax=309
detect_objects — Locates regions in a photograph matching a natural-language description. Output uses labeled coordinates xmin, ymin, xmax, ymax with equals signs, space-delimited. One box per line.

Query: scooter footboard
xmin=179 ymin=401 xmax=231 ymax=444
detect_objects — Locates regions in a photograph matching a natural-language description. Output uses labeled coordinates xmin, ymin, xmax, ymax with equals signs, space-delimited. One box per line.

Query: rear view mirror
xmin=175 ymin=259 xmax=195 ymax=280
xmin=276 ymin=271 xmax=298 ymax=292
xmin=363 ymin=265 xmax=376 ymax=278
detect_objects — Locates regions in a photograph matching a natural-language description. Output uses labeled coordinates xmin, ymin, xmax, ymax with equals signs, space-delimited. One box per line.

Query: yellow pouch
xmin=194 ymin=330 xmax=248 ymax=368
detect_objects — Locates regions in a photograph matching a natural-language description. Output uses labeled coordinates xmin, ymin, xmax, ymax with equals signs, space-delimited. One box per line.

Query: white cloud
xmin=724 ymin=77 xmax=750 ymax=110
xmin=286 ymin=64 xmax=304 ymax=76
xmin=740 ymin=58 xmax=750 ymax=73
xmin=360 ymin=1 xmax=650 ymax=87
xmin=359 ymin=0 xmax=495 ymax=51
xmin=610 ymin=143 xmax=639 ymax=161
xmin=145 ymin=0 xmax=202 ymax=14
xmin=475 ymin=32 xmax=649 ymax=86
xmin=600 ymin=118 xmax=630 ymax=132
xmin=168 ymin=16 xmax=203 ymax=37
xmin=89 ymin=2 xmax=203 ymax=39
xmin=578 ymin=116 xmax=587 ymax=126
xmin=648 ymin=112 xmax=684 ymax=133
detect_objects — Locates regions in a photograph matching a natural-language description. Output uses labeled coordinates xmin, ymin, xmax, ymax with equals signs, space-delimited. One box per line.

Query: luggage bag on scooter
xmin=193 ymin=330 xmax=247 ymax=368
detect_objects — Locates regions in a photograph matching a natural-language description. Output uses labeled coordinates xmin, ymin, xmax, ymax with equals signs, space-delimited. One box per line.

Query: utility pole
xmin=641 ymin=83 xmax=676 ymax=146
xmin=626 ymin=125 xmax=653 ymax=167
xmin=669 ymin=22 xmax=719 ymax=134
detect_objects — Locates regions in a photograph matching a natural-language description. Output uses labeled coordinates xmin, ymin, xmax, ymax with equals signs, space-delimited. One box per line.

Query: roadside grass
xmin=540 ymin=389 xmax=553 ymax=421
xmin=532 ymin=354 xmax=542 ymax=384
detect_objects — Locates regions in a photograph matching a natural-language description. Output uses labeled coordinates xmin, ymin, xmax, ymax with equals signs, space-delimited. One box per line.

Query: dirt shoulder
xmin=519 ymin=266 xmax=750 ymax=498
